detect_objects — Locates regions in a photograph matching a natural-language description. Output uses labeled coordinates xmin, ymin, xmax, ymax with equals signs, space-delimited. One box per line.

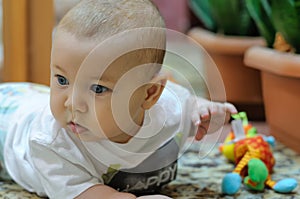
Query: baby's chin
xmin=74 ymin=131 xmax=104 ymax=142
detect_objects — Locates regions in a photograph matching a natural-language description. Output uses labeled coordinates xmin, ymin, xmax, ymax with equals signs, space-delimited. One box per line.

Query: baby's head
xmin=50 ymin=0 xmax=167 ymax=143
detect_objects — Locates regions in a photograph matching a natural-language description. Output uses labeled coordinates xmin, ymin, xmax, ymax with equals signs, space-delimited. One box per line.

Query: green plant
xmin=189 ymin=0 xmax=258 ymax=36
xmin=245 ymin=0 xmax=275 ymax=47
xmin=246 ymin=0 xmax=300 ymax=53
xmin=271 ymin=0 xmax=300 ymax=53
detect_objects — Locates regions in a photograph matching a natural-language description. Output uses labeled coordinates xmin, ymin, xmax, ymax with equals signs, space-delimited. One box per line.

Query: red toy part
xmin=234 ymin=135 xmax=275 ymax=176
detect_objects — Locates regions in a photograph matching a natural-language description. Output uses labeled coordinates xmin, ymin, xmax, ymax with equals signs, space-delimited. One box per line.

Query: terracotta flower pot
xmin=244 ymin=46 xmax=300 ymax=153
xmin=188 ymin=28 xmax=266 ymax=120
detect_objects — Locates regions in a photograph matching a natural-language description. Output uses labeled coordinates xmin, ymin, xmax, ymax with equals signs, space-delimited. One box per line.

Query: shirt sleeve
xmin=29 ymin=137 xmax=102 ymax=199
xmin=164 ymin=81 xmax=195 ymax=146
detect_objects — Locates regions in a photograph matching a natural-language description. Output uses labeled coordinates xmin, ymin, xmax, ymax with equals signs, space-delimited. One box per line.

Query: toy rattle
xmin=219 ymin=112 xmax=298 ymax=195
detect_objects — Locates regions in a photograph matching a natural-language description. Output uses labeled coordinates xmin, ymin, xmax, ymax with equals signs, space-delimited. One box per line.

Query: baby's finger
xmin=191 ymin=106 xmax=210 ymax=126
xmin=199 ymin=105 xmax=210 ymax=120
xmin=207 ymin=102 xmax=219 ymax=114
xmin=191 ymin=110 xmax=200 ymax=126
xmin=224 ymin=102 xmax=238 ymax=114
xmin=195 ymin=126 xmax=207 ymax=141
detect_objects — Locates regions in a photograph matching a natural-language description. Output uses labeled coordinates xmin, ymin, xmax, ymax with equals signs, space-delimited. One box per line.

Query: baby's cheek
xmin=95 ymin=104 xmax=113 ymax=127
xmin=50 ymin=99 xmax=66 ymax=124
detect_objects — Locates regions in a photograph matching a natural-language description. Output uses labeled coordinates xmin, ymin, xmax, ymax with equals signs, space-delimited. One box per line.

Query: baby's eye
xmin=90 ymin=84 xmax=109 ymax=94
xmin=55 ymin=75 xmax=69 ymax=86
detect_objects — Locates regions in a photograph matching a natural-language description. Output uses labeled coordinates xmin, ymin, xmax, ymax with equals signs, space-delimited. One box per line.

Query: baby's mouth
xmin=67 ymin=121 xmax=88 ymax=134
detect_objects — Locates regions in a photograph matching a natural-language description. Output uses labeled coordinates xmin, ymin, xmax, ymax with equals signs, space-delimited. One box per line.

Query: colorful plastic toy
xmin=219 ymin=112 xmax=298 ymax=195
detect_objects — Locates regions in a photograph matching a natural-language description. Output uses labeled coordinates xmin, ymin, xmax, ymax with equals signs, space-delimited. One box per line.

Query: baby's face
xmin=50 ymin=31 xmax=152 ymax=143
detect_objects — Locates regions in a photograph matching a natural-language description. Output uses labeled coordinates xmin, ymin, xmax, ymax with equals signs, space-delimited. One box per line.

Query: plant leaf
xmin=188 ymin=0 xmax=216 ymax=32
xmin=189 ymin=0 xmax=258 ymax=36
xmin=246 ymin=0 xmax=276 ymax=47
xmin=239 ymin=0 xmax=258 ymax=36
xmin=209 ymin=0 xmax=241 ymax=35
xmin=209 ymin=0 xmax=257 ymax=36
xmin=271 ymin=0 xmax=300 ymax=53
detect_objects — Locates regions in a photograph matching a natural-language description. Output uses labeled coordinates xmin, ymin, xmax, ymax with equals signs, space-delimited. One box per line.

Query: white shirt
xmin=1 ymin=81 xmax=194 ymax=199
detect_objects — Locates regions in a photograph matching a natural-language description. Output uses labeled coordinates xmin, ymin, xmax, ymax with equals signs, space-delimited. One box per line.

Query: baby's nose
xmin=65 ymin=93 xmax=88 ymax=113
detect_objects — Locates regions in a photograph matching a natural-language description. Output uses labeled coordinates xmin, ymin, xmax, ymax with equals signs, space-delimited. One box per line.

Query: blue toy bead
xmin=273 ymin=178 xmax=298 ymax=193
xmin=222 ymin=173 xmax=242 ymax=195
xmin=263 ymin=135 xmax=275 ymax=148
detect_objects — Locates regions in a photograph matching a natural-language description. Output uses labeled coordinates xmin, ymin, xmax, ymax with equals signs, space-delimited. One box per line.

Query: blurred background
xmin=0 ymin=0 xmax=203 ymax=84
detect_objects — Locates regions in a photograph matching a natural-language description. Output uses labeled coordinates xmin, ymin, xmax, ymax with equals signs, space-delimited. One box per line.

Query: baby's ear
xmin=142 ymin=75 xmax=167 ymax=110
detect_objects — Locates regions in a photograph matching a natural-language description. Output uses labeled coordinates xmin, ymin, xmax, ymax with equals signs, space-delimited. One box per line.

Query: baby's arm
xmin=189 ymin=96 xmax=237 ymax=141
xmin=75 ymin=184 xmax=135 ymax=199
xmin=75 ymin=184 xmax=172 ymax=199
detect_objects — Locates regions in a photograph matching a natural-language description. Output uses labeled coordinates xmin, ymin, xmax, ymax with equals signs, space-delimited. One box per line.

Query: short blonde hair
xmin=56 ymin=0 xmax=166 ymax=65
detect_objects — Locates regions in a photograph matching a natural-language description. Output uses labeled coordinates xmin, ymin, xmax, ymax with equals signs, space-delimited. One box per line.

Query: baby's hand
xmin=137 ymin=195 xmax=172 ymax=199
xmin=190 ymin=97 xmax=237 ymax=141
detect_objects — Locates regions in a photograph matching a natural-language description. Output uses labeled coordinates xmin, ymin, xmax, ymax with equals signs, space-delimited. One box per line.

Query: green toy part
xmin=247 ymin=127 xmax=257 ymax=137
xmin=231 ymin=112 xmax=249 ymax=126
xmin=244 ymin=176 xmax=265 ymax=191
xmin=248 ymin=158 xmax=268 ymax=182
xmin=244 ymin=158 xmax=268 ymax=191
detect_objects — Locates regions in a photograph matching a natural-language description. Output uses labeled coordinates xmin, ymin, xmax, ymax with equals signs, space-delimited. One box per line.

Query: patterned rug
xmin=0 ymin=137 xmax=299 ymax=199
xmin=161 ymin=140 xmax=300 ymax=199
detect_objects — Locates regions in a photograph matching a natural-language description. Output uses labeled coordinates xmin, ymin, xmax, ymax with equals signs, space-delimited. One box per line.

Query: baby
xmin=0 ymin=0 xmax=237 ymax=198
